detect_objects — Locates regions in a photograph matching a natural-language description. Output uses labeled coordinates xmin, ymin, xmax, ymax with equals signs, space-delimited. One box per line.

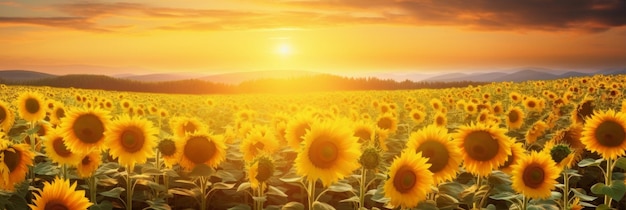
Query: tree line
xmin=3 ymin=74 xmax=486 ymax=94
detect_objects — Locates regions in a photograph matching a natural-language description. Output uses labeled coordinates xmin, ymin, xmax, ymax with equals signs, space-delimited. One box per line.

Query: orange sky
xmin=1 ymin=0 xmax=625 ymax=75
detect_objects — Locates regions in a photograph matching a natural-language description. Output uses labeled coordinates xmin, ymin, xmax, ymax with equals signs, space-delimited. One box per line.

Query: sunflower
xmin=542 ymin=141 xmax=575 ymax=170
xmin=523 ymin=97 xmax=543 ymax=113
xmin=552 ymin=124 xmax=584 ymax=162
xmin=405 ymin=125 xmax=461 ymax=184
xmin=169 ymin=116 xmax=206 ymax=138
xmin=506 ymin=107 xmax=525 ymax=130
xmin=240 ymin=125 xmax=279 ymax=162
xmin=499 ymin=143 xmax=526 ymax=174
xmin=511 ymin=151 xmax=560 ymax=199
xmin=433 ymin=112 xmax=447 ymax=128
xmin=247 ymin=155 xmax=274 ymax=190
xmin=376 ymin=113 xmax=398 ymax=134
xmin=16 ymin=91 xmax=46 ymax=122
xmin=0 ymin=101 xmax=14 ymax=133
xmin=43 ymin=129 xmax=81 ymax=166
xmin=295 ymin=120 xmax=361 ymax=187
xmin=76 ymin=150 xmax=101 ymax=179
xmin=360 ymin=146 xmax=382 ymax=170
xmin=176 ymin=132 xmax=226 ymax=171
xmin=1 ymin=143 xmax=34 ymax=191
xmin=383 ymin=151 xmax=434 ymax=209
xmin=28 ymin=177 xmax=92 ymax=210
xmin=571 ymin=96 xmax=595 ymax=125
xmin=352 ymin=120 xmax=375 ymax=145
xmin=491 ymin=102 xmax=504 ymax=116
xmin=104 ymin=115 xmax=157 ymax=169
xmin=580 ymin=109 xmax=626 ymax=160
xmin=60 ymin=108 xmax=110 ymax=153
xmin=49 ymin=102 xmax=66 ymax=125
xmin=476 ymin=109 xmax=491 ymax=124
xmin=285 ymin=113 xmax=315 ymax=150
xmin=429 ymin=98 xmax=443 ymax=111
xmin=157 ymin=138 xmax=179 ymax=168
xmin=453 ymin=123 xmax=513 ymax=177
xmin=525 ymin=121 xmax=548 ymax=146
xmin=409 ymin=109 xmax=425 ymax=124
xmin=465 ymin=103 xmax=477 ymax=115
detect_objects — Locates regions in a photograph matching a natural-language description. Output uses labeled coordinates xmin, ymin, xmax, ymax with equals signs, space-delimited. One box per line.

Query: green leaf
xmin=571 ymin=189 xmax=597 ymax=202
xmin=213 ymin=170 xmax=237 ymax=182
xmin=212 ymin=182 xmax=235 ymax=190
xmin=34 ymin=162 xmax=59 ymax=176
xmin=614 ymin=157 xmax=626 ymax=170
xmin=340 ymin=196 xmax=360 ymax=203
xmin=281 ymin=202 xmax=305 ymax=210
xmin=189 ymin=164 xmax=215 ymax=177
xmin=267 ymin=186 xmax=288 ymax=197
xmin=590 ymin=180 xmax=626 ymax=202
xmin=279 ymin=175 xmax=302 ymax=183
xmin=89 ymin=200 xmax=114 ymax=210
xmin=145 ymin=199 xmax=171 ymax=210
xmin=438 ymin=182 xmax=464 ymax=197
xmin=436 ymin=193 xmax=459 ymax=209
xmin=595 ymin=204 xmax=612 ymax=210
xmin=484 ymin=204 xmax=497 ymax=210
xmin=327 ymin=182 xmax=354 ymax=193
xmin=252 ymin=196 xmax=267 ymax=202
xmin=168 ymin=188 xmax=198 ymax=197
xmin=312 ymin=201 xmax=336 ymax=210
xmin=490 ymin=192 xmax=519 ymax=201
xmin=228 ymin=204 xmax=251 ymax=210
xmin=578 ymin=158 xmax=603 ymax=167
xmin=237 ymin=182 xmax=251 ymax=192
xmin=100 ymin=187 xmax=125 ymax=199
xmin=415 ymin=200 xmax=438 ymax=210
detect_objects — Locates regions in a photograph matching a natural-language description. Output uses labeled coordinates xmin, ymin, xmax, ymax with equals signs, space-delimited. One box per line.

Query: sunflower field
xmin=0 ymin=74 xmax=626 ymax=210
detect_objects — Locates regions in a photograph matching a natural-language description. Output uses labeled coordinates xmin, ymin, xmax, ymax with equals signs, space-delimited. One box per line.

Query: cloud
xmin=1 ymin=0 xmax=624 ymax=33
xmin=0 ymin=16 xmax=109 ymax=32
xmin=281 ymin=0 xmax=626 ymax=32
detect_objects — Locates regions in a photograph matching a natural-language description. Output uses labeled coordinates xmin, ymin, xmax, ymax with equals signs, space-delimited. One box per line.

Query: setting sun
xmin=276 ymin=43 xmax=293 ymax=56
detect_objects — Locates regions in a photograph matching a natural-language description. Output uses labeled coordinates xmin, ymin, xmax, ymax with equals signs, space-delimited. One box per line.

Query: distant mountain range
xmin=1 ymin=68 xmax=626 ymax=85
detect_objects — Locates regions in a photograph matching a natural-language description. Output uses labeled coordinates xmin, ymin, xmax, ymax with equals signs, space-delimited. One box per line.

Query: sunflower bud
xmin=255 ymin=156 xmax=274 ymax=183
xmin=359 ymin=147 xmax=381 ymax=170
xmin=549 ymin=144 xmax=572 ymax=164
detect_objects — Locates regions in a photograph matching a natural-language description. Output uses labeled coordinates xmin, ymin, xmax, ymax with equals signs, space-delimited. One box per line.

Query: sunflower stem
xmin=562 ymin=171 xmax=569 ymax=210
xmin=604 ymin=158 xmax=613 ymax=206
xmin=61 ymin=164 xmax=67 ymax=180
xmin=126 ymin=164 xmax=134 ymax=210
xmin=359 ymin=168 xmax=366 ymax=209
xmin=308 ymin=179 xmax=315 ymax=210
xmin=473 ymin=176 xmax=482 ymax=209
xmin=521 ymin=194 xmax=528 ymax=210
xmin=88 ymin=175 xmax=97 ymax=204
xmin=200 ymin=176 xmax=208 ymax=210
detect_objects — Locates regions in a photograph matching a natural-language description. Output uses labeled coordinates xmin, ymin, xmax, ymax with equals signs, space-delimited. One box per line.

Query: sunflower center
xmin=436 ymin=116 xmax=444 ymax=125
xmin=3 ymin=148 xmax=20 ymax=172
xmin=183 ymin=122 xmax=197 ymax=134
xmin=158 ymin=139 xmax=176 ymax=156
xmin=295 ymin=123 xmax=310 ymax=142
xmin=354 ymin=129 xmax=372 ymax=143
xmin=417 ymin=140 xmax=449 ymax=173
xmin=82 ymin=155 xmax=91 ymax=165
xmin=184 ymin=137 xmax=216 ymax=164
xmin=53 ymin=137 xmax=72 ymax=158
xmin=256 ymin=158 xmax=274 ymax=183
xmin=412 ymin=113 xmax=421 ymax=121
xmin=0 ymin=107 xmax=6 ymax=124
xmin=393 ymin=165 xmax=416 ymax=193
xmin=594 ymin=120 xmax=626 ymax=147
xmin=522 ymin=164 xmax=545 ymax=189
xmin=120 ymin=127 xmax=145 ymax=153
xmin=73 ymin=114 xmax=105 ymax=144
xmin=578 ymin=101 xmax=594 ymax=120
xmin=308 ymin=138 xmax=339 ymax=169
xmin=254 ymin=141 xmax=265 ymax=151
xmin=527 ymin=101 xmax=536 ymax=108
xmin=25 ymin=98 xmax=40 ymax=114
xmin=463 ymin=130 xmax=500 ymax=162
xmin=44 ymin=200 xmax=69 ymax=210
xmin=378 ymin=117 xmax=393 ymax=130
xmin=55 ymin=108 xmax=65 ymax=119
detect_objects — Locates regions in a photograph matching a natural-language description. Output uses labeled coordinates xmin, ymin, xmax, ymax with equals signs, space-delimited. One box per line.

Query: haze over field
xmin=1 ymin=1 xmax=625 ymax=76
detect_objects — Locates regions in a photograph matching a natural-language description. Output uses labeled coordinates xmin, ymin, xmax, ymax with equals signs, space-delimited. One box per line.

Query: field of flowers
xmin=0 ymin=73 xmax=625 ymax=210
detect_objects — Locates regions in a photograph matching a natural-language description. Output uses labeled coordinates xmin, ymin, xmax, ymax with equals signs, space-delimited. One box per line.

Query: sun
xmin=275 ymin=43 xmax=292 ymax=56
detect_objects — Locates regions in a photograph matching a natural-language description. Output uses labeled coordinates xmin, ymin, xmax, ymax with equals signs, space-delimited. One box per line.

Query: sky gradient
xmin=1 ymin=0 xmax=626 ymax=75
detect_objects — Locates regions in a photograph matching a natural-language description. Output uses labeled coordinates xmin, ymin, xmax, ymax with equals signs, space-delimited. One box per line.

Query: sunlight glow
xmin=276 ymin=43 xmax=292 ymax=56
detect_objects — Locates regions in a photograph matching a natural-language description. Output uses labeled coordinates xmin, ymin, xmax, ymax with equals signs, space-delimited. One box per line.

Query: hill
xmin=0 ymin=70 xmax=57 ymax=82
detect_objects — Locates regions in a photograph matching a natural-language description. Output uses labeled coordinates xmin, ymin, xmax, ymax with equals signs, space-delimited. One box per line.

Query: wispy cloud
xmin=0 ymin=0 xmax=624 ymax=33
